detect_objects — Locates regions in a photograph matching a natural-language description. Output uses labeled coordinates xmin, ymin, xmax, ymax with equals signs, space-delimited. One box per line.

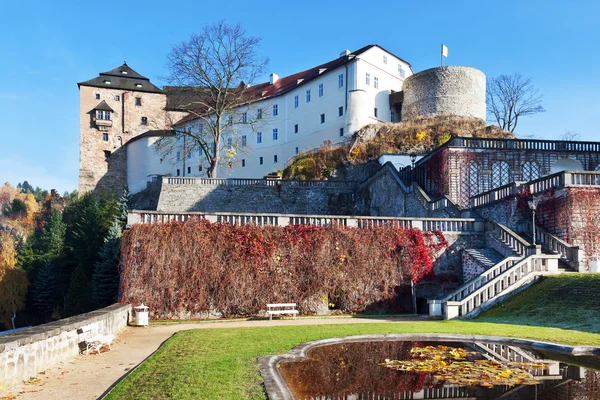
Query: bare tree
xmin=486 ymin=73 xmax=545 ymax=133
xmin=559 ymin=130 xmax=581 ymax=141
xmin=160 ymin=21 xmax=269 ymax=178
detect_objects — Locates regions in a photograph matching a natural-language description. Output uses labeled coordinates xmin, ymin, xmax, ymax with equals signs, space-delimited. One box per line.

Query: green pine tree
xmin=32 ymin=261 xmax=56 ymax=318
xmin=64 ymin=265 xmax=93 ymax=317
xmin=92 ymin=220 xmax=122 ymax=308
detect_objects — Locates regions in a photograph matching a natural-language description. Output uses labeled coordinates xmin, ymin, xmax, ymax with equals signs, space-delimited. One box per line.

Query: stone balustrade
xmin=163 ymin=176 xmax=357 ymax=189
xmin=127 ymin=210 xmax=485 ymax=233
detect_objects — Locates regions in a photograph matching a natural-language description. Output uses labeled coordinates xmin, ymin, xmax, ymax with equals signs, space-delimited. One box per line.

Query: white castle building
xmin=79 ymin=45 xmax=413 ymax=194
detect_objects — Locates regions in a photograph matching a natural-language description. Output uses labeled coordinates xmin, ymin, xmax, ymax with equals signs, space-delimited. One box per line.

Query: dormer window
xmin=96 ymin=110 xmax=111 ymax=120
xmin=135 ymin=83 xmax=142 ymax=88
xmin=120 ymin=70 xmax=128 ymax=75
xmin=103 ymin=80 xmax=111 ymax=84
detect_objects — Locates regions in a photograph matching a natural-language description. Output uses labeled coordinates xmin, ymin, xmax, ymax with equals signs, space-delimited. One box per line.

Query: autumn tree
xmin=0 ymin=233 xmax=28 ymax=329
xmin=160 ymin=21 xmax=269 ymax=177
xmin=486 ymin=73 xmax=545 ymax=133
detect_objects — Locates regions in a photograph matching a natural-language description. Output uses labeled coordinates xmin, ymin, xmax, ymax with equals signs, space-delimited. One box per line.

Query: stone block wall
xmin=0 ymin=304 xmax=131 ymax=386
xmin=156 ymin=182 xmax=358 ymax=215
xmin=462 ymin=251 xmax=487 ymax=282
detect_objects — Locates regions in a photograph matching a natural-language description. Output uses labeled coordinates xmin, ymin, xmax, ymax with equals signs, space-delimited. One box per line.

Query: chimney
xmin=270 ymin=73 xmax=279 ymax=85
xmin=339 ymin=49 xmax=350 ymax=58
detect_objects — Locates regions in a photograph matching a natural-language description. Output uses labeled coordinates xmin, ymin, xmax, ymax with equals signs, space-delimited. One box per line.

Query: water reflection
xmin=277 ymin=340 xmax=600 ymax=400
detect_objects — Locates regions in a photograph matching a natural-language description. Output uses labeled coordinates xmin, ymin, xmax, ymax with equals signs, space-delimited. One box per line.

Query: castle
xmin=78 ymin=45 xmax=486 ymax=194
xmin=80 ymin=44 xmax=600 ymax=319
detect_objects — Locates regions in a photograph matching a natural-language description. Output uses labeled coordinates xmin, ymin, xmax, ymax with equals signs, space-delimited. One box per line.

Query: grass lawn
xmin=477 ymin=273 xmax=600 ymax=332
xmin=105 ymin=320 xmax=600 ymax=400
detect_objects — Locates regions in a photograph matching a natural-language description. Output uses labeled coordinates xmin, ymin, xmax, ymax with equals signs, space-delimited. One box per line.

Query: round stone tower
xmin=401 ymin=66 xmax=486 ymax=121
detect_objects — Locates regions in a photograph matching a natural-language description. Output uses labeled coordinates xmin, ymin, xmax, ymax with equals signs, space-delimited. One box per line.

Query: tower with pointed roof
xmin=77 ymin=62 xmax=178 ymax=193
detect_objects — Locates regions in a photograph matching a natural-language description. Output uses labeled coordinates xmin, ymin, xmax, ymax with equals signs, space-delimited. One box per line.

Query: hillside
xmin=476 ymin=274 xmax=600 ymax=333
xmin=283 ymin=115 xmax=515 ymax=180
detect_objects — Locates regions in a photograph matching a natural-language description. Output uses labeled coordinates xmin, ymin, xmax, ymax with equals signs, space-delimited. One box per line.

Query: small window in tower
xmin=320 ymin=114 xmax=325 ymax=124
xmin=339 ymin=128 xmax=344 ymax=137
xmin=135 ymin=98 xmax=142 ymax=106
xmin=274 ymin=155 xmax=278 ymax=163
xmin=95 ymin=93 xmax=100 ymax=100
xmin=374 ymin=108 xmax=378 ymax=118
xmin=176 ymin=169 xmax=180 ymax=176
xmin=242 ymin=159 xmax=246 ymax=167
xmin=141 ymin=116 xmax=148 ymax=125
xmin=187 ymin=166 xmax=191 ymax=174
xmin=295 ymin=147 xmax=299 ymax=155
xmin=259 ymin=156 xmax=263 ymax=165
xmin=199 ymin=165 xmax=203 ymax=172
xmin=294 ymin=124 xmax=298 ymax=134
xmin=104 ymin=150 xmax=111 ymax=161
xmin=115 ymin=95 xmax=120 ymax=101
xmin=338 ymin=106 xmax=343 ymax=117
xmin=102 ymin=132 xmax=108 ymax=142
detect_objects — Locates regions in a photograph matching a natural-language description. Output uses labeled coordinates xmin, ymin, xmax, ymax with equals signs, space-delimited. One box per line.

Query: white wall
xmin=127 ymin=136 xmax=179 ymax=193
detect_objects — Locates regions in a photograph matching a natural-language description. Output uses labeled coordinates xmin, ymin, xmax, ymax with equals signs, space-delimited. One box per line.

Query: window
xmin=102 ymin=132 xmax=108 ymax=141
xmin=338 ymin=74 xmax=344 ymax=88
xmin=374 ymin=77 xmax=379 ymax=89
xmin=257 ymin=108 xmax=262 ymax=119
xmin=187 ymin=166 xmax=191 ymax=174
xmin=187 ymin=152 xmax=191 ymax=159
xmin=198 ymin=148 xmax=203 ymax=156
xmin=295 ymin=147 xmax=299 ymax=155
xmin=391 ymin=111 xmax=396 ymax=123
xmin=104 ymin=150 xmax=111 ymax=160
xmin=294 ymin=95 xmax=299 ymax=108
xmin=366 ymin=72 xmax=370 ymax=86
xmin=242 ymin=159 xmax=246 ymax=167
xmin=176 ymin=169 xmax=180 ymax=176
xmin=141 ymin=116 xmax=147 ymax=125
xmin=257 ymin=132 xmax=262 ymax=143
xmin=227 ymin=138 xmax=232 ymax=147
xmin=383 ymin=55 xmax=388 ymax=64
xmin=272 ymin=128 xmax=278 ymax=140
xmin=338 ymin=106 xmax=343 ymax=117
xmin=318 ymin=83 xmax=324 ymax=97
xmin=274 ymin=155 xmax=278 ymax=163
xmin=294 ymin=124 xmax=298 ymax=134
xmin=492 ymin=161 xmax=511 ymax=187
xmin=115 ymin=95 xmax=120 ymax=101
xmin=241 ymin=135 xmax=247 ymax=146
xmin=95 ymin=93 xmax=100 ymax=100
xmin=96 ymin=110 xmax=110 ymax=120
xmin=199 ymin=165 xmax=203 ymax=172
xmin=320 ymin=114 xmax=325 ymax=124
xmin=522 ymin=161 xmax=541 ymax=181
xmin=259 ymin=156 xmax=263 ymax=165
xmin=272 ymin=104 xmax=278 ymax=116
xmin=242 ymin=112 xmax=247 ymax=123
xmin=228 ymin=115 xmax=233 ymax=125
xmin=339 ymin=128 xmax=344 ymax=137
xmin=306 ymin=89 xmax=311 ymax=103
xmin=374 ymin=108 xmax=378 ymax=118
xmin=135 ymin=98 xmax=141 ymax=106
xmin=176 ymin=151 xmax=181 ymax=161
xmin=398 ymin=64 xmax=405 ymax=78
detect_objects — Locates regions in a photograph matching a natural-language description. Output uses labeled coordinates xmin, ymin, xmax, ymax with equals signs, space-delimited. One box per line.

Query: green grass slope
xmin=476 ymin=273 xmax=600 ymax=332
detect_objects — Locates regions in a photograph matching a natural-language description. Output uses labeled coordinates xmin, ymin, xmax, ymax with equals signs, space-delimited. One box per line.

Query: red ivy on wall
xmin=119 ymin=220 xmax=448 ymax=318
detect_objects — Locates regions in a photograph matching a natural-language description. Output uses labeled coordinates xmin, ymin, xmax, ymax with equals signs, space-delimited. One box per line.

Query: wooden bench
xmin=80 ymin=328 xmax=115 ymax=356
xmin=266 ymin=303 xmax=299 ymax=320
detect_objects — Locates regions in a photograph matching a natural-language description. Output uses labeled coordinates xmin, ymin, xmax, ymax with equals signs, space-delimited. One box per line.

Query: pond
xmin=265 ymin=337 xmax=600 ymax=399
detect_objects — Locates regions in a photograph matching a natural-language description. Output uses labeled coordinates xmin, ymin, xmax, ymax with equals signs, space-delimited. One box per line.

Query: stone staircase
xmin=464 ymin=248 xmax=504 ymax=268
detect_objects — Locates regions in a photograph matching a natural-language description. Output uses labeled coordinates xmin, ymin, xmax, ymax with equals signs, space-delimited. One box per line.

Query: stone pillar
xmin=445 ymin=301 xmax=461 ymax=320
xmin=428 ymin=300 xmax=442 ymax=318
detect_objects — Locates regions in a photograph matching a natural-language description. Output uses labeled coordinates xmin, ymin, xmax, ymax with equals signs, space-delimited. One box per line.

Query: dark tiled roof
xmin=171 ymin=44 xmax=411 ymax=126
xmin=126 ymin=130 xmax=176 ymax=146
xmin=93 ymin=100 xmax=114 ymax=112
xmin=78 ymin=62 xmax=163 ymax=93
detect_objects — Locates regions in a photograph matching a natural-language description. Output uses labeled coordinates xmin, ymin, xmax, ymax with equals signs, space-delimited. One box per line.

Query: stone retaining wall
xmin=0 ymin=304 xmax=131 ymax=386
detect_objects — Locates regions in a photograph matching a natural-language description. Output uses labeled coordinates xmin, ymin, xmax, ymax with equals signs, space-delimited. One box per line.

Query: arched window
xmin=522 ymin=161 xmax=541 ymax=182
xmin=461 ymin=160 xmax=481 ymax=207
xmin=492 ymin=161 xmax=511 ymax=187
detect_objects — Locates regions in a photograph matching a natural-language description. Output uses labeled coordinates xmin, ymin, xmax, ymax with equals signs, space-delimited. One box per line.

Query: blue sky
xmin=1 ymin=0 xmax=599 ymax=193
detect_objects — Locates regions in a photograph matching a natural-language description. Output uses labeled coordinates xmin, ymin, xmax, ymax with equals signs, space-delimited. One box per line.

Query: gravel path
xmin=0 ymin=316 xmax=420 ymax=400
